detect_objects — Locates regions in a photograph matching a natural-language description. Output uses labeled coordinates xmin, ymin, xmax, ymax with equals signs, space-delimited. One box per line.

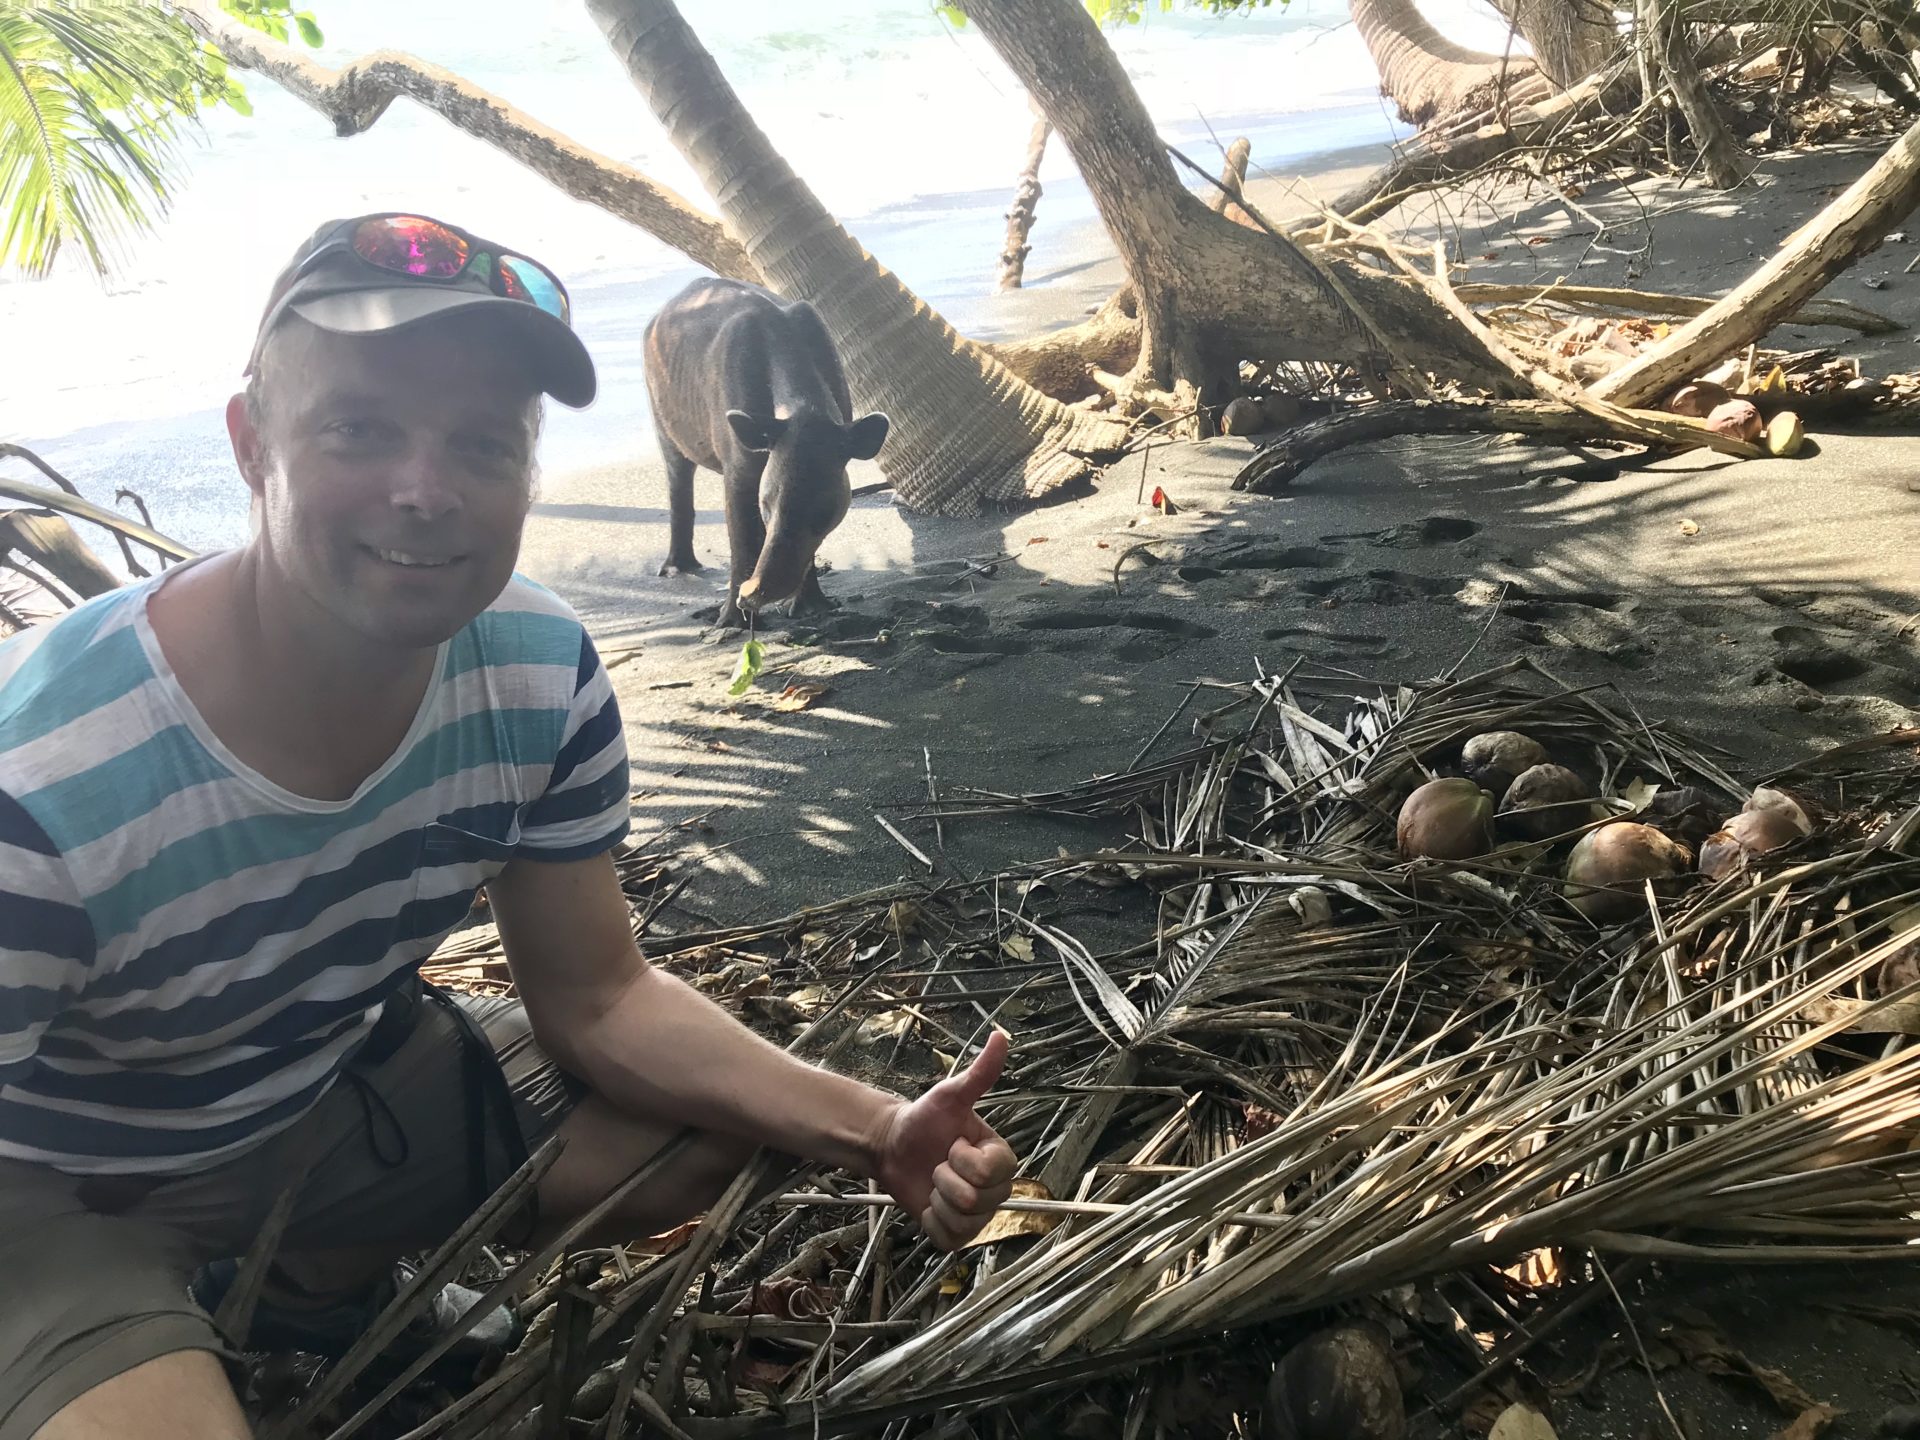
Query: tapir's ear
xmin=726 ymin=410 xmax=786 ymax=453
xmin=845 ymin=412 xmax=890 ymax=462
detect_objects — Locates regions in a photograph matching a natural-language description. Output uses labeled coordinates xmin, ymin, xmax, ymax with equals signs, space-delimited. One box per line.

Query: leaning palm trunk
xmin=586 ymin=0 xmax=1129 ymax=514
xmin=1350 ymin=0 xmax=1538 ymax=125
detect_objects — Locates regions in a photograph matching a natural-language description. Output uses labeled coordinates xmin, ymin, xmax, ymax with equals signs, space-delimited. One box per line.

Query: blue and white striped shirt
xmin=0 ymin=570 xmax=629 ymax=1176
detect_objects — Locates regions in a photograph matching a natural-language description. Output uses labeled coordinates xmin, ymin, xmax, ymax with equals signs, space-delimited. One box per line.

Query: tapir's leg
xmin=659 ymin=441 xmax=704 ymax=576
xmin=717 ymin=458 xmax=768 ymax=629
xmin=787 ymin=563 xmax=833 ymax=618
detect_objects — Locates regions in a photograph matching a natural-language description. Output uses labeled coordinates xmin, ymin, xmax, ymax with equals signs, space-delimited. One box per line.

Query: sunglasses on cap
xmin=271 ymin=213 xmax=571 ymax=325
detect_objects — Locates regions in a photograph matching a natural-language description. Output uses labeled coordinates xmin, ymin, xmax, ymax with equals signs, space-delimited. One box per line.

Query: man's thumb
xmin=950 ymin=1029 xmax=1009 ymax=1106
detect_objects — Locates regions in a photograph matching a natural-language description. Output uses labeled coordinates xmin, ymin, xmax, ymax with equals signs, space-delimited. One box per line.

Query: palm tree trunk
xmin=586 ymin=0 xmax=1128 ymax=515
xmin=1349 ymin=0 xmax=1536 ymax=126
xmin=1489 ymin=0 xmax=1617 ymax=88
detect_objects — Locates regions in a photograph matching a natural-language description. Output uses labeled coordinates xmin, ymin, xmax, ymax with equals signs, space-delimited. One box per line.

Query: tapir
xmin=643 ymin=278 xmax=889 ymax=626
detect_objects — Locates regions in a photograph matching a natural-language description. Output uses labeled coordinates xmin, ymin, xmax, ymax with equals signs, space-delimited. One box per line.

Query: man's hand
xmin=870 ymin=1031 xmax=1018 ymax=1250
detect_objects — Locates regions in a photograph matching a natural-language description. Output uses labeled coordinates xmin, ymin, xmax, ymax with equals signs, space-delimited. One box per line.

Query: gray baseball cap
xmin=247 ymin=213 xmax=596 ymax=408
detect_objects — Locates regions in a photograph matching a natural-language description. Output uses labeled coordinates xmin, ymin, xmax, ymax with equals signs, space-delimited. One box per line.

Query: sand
xmin=506 ymin=144 xmax=1920 ymax=1433
xmin=516 ymin=138 xmax=1920 ymax=932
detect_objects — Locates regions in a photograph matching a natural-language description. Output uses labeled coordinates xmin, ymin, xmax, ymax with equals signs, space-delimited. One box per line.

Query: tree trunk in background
xmin=960 ymin=0 xmax=1515 ymax=413
xmin=1349 ymin=0 xmax=1535 ymax=126
xmin=1490 ymin=0 xmax=1616 ymax=87
xmin=1638 ymin=0 xmax=1748 ymax=189
xmin=171 ymin=0 xmax=759 ymax=283
xmin=998 ymin=101 xmax=1051 ymax=291
xmin=1207 ymin=137 xmax=1253 ymax=226
xmin=585 ymin=0 xmax=1128 ymax=514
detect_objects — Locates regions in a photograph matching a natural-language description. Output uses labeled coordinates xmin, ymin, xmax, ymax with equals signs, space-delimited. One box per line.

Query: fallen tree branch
xmin=1451 ymin=283 xmax=1901 ymax=334
xmin=166 ymin=0 xmax=758 ymax=284
xmin=1594 ymin=113 xmax=1920 ymax=407
xmin=0 ymin=472 xmax=194 ymax=562
xmin=1233 ymin=397 xmax=1741 ymax=491
xmin=1416 ymin=240 xmax=1762 ymax=458
xmin=1333 ymin=71 xmax=1612 ymax=221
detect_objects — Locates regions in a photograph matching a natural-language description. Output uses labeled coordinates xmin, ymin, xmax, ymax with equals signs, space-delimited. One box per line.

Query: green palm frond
xmin=0 ymin=0 xmax=212 ymax=277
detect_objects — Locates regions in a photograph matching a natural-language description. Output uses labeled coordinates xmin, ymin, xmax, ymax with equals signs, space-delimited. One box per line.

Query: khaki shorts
xmin=0 ymin=989 xmax=577 ymax=1440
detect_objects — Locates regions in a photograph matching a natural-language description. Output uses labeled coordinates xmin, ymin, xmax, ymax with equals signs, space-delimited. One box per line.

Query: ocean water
xmin=0 ymin=0 xmax=1516 ymax=547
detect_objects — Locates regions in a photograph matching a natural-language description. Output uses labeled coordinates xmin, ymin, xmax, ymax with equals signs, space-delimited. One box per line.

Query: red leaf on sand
xmin=1027 ymin=535 xmax=1050 ymax=545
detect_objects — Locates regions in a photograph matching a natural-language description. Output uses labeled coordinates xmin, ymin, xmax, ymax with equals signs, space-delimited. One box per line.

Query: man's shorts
xmin=0 ymin=990 xmax=577 ymax=1440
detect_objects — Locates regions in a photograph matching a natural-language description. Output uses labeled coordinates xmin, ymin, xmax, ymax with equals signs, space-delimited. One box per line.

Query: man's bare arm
xmin=487 ymin=852 xmax=898 ymax=1175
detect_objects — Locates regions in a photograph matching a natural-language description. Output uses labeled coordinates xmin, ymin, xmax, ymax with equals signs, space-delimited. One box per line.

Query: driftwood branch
xmin=1451 ymin=283 xmax=1900 ymax=335
xmin=1417 ymin=240 xmax=1762 ymax=459
xmin=166 ymin=0 xmax=758 ymax=284
xmin=1234 ymin=397 xmax=1724 ymax=491
xmin=1206 ymin=136 xmax=1253 ymax=222
xmin=1594 ymin=115 xmax=1920 ymax=407
xmin=997 ymin=99 xmax=1051 ymax=292
xmin=0 ymin=472 xmax=194 ymax=562
xmin=0 ymin=513 xmax=122 ymax=600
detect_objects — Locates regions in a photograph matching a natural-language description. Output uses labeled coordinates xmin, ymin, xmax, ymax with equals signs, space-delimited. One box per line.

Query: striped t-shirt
xmin=0 ymin=570 xmax=629 ymax=1176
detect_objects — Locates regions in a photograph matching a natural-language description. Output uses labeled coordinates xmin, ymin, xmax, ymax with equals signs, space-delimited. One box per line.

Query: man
xmin=0 ymin=213 xmax=1017 ymax=1440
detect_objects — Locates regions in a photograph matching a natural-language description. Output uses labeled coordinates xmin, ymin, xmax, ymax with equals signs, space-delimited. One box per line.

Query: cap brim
xmin=290 ymin=287 xmax=597 ymax=408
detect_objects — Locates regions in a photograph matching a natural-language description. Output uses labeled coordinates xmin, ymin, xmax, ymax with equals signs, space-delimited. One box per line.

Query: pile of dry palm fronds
xmin=260 ymin=657 xmax=1920 ymax=1440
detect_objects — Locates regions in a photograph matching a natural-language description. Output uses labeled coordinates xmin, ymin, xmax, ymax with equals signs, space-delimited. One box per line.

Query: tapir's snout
xmin=737 ymin=535 xmax=815 ymax=613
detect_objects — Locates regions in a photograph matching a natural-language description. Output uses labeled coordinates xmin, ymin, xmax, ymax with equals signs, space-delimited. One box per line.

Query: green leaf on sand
xmin=728 ymin=639 xmax=766 ymax=696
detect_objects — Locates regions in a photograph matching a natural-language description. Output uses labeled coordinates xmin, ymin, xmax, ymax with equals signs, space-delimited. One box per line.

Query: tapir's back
xmin=645 ymin=279 xmax=851 ymax=465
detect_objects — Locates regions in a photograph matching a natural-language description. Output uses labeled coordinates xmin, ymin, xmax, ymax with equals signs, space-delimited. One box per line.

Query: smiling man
xmin=0 ymin=214 xmax=1016 ymax=1440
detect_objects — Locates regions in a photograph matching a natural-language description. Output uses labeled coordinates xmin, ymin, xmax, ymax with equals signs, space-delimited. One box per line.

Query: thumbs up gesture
xmin=872 ymin=1030 xmax=1018 ymax=1250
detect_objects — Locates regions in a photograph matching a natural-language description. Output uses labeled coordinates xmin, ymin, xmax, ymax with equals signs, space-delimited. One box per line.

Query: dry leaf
xmin=771 ymin=680 xmax=832 ymax=712
xmin=1002 ymin=935 xmax=1036 ymax=962
xmin=966 ymin=1178 xmax=1060 ymax=1248
xmin=1678 ymin=518 xmax=1701 ymax=536
xmin=1489 ymin=1404 xmax=1557 ymax=1440
xmin=1027 ymin=535 xmax=1050 ymax=545
xmin=1623 ymin=777 xmax=1662 ymax=812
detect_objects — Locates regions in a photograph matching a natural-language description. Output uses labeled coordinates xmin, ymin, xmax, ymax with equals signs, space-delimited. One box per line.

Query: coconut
xmin=1564 ymin=822 xmax=1692 ymax=921
xmin=1265 ymin=1324 xmax=1405 ymax=1440
xmin=1765 ymin=409 xmax=1806 ymax=457
xmin=1871 ymin=906 xmax=1920 ymax=999
xmin=1460 ymin=731 xmax=1549 ymax=794
xmin=1746 ymin=785 xmax=1815 ymax=837
xmin=1220 ymin=397 xmax=1267 ymax=435
xmin=1499 ymin=764 xmax=1595 ymax=842
xmin=1698 ymin=806 xmax=1804 ymax=879
xmin=1706 ymin=398 xmax=1765 ymax=444
xmin=1397 ymin=778 xmax=1495 ymax=861
xmin=1666 ymin=380 xmax=1732 ymax=418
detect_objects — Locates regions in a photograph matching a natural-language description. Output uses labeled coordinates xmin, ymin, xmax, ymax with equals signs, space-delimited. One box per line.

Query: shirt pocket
xmin=413 ymin=809 xmax=525 ymax=938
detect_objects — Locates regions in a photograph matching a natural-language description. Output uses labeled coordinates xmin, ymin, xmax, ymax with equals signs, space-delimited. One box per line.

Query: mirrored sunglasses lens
xmin=500 ymin=256 xmax=569 ymax=322
xmin=353 ymin=216 xmax=470 ymax=278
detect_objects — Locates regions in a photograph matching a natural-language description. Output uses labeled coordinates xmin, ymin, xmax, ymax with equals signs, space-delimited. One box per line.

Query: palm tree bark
xmin=957 ymin=0 xmax=1514 ymax=407
xmin=586 ymin=0 xmax=1128 ymax=514
xmin=167 ymin=0 xmax=758 ymax=283
xmin=1489 ymin=0 xmax=1616 ymax=88
xmin=1349 ymin=0 xmax=1536 ymax=126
